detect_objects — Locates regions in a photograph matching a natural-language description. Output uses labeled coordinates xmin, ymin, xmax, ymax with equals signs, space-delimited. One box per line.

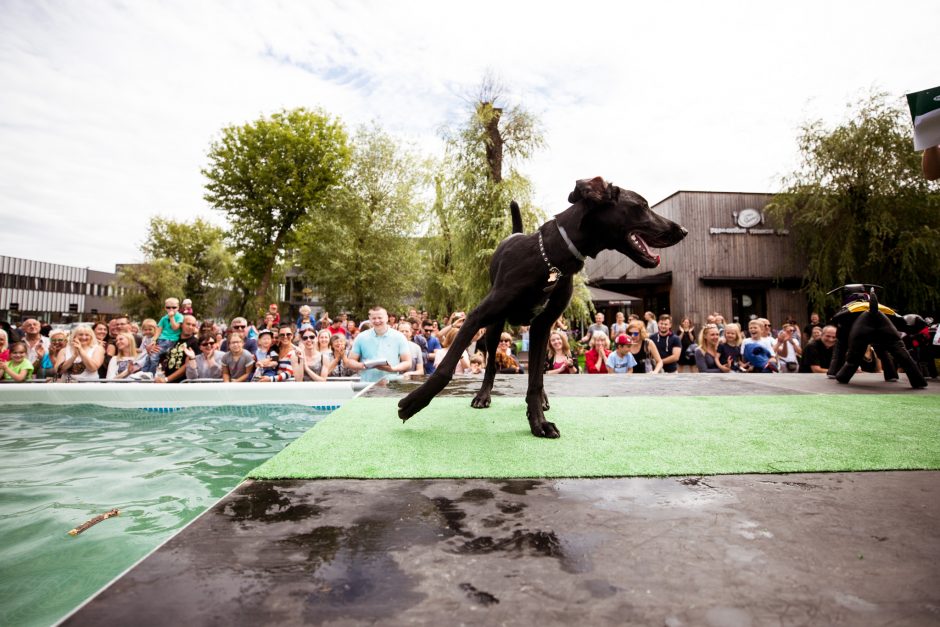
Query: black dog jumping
xmin=397 ymin=176 xmax=688 ymax=438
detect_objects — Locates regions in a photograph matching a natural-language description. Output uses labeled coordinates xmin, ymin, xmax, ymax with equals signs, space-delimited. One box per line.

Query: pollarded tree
xmin=767 ymin=92 xmax=940 ymax=316
xmin=202 ymin=108 xmax=350 ymax=317
xmin=426 ymin=76 xmax=546 ymax=315
xmin=295 ymin=124 xmax=428 ymax=319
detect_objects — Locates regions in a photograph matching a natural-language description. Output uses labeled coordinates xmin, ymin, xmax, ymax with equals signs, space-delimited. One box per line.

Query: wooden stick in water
xmin=68 ymin=509 xmax=120 ymax=536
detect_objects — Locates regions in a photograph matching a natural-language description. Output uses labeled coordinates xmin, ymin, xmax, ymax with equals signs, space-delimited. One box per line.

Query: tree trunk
xmin=254 ymin=227 xmax=289 ymax=314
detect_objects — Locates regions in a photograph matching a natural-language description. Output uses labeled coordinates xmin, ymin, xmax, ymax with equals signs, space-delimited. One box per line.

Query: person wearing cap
xmin=606 ymin=333 xmax=637 ymax=374
xmin=268 ymin=303 xmax=281 ymax=326
xmin=180 ymin=298 xmax=194 ymax=316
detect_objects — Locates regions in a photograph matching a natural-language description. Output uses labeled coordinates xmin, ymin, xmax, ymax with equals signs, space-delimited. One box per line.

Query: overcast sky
xmin=1 ymin=0 xmax=936 ymax=272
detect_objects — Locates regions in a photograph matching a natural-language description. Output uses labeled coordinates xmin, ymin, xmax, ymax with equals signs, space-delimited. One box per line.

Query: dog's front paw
xmin=398 ymin=390 xmax=431 ymax=422
xmin=471 ymin=394 xmax=491 ymax=409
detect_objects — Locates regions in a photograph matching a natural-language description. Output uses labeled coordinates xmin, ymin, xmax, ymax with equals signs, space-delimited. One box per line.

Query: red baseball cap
xmin=615 ymin=334 xmax=632 ymax=345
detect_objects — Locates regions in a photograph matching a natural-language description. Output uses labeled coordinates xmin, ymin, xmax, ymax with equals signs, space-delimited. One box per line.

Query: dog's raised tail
xmin=510 ymin=200 xmax=523 ymax=234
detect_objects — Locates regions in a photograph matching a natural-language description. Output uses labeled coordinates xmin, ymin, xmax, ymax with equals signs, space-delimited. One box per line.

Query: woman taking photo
xmin=434 ymin=327 xmax=472 ymax=374
xmin=544 ymin=331 xmax=579 ymax=374
xmin=695 ymin=324 xmax=732 ymax=373
xmin=56 ymin=325 xmax=105 ymax=382
xmin=625 ymin=320 xmax=663 ymax=374
xmin=106 ymin=332 xmax=140 ymax=380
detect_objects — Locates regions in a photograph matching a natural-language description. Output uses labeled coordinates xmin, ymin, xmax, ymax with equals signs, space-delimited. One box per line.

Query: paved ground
xmin=65 ymin=374 xmax=939 ymax=626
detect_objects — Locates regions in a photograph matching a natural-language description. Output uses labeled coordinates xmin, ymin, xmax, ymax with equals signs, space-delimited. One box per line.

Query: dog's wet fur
xmin=398 ymin=176 xmax=688 ymax=438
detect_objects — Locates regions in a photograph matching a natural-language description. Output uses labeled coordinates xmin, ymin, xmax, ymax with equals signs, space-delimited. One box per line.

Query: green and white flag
xmin=906 ymin=85 xmax=940 ymax=151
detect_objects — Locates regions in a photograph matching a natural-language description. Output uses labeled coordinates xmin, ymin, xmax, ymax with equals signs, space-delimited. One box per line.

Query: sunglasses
xmin=231 ymin=325 xmax=246 ymax=329
xmin=628 ymin=332 xmax=640 ymax=336
xmin=302 ymin=335 xmax=315 ymax=340
xmin=499 ymin=339 xmax=511 ymax=343
xmin=201 ymin=341 xmax=215 ymax=347
xmin=51 ymin=339 xmax=68 ymax=344
xmin=278 ymin=333 xmax=293 ymax=338
xmin=165 ymin=306 xmax=178 ymax=309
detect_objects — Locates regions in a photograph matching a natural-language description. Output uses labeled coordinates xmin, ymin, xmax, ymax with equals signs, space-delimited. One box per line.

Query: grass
xmin=250 ymin=395 xmax=940 ymax=479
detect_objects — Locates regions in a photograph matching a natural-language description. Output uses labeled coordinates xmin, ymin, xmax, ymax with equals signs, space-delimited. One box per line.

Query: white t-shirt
xmin=60 ymin=345 xmax=101 ymax=381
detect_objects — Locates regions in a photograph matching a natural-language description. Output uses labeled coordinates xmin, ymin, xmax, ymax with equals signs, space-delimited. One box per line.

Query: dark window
xmin=731 ymin=289 xmax=767 ymax=324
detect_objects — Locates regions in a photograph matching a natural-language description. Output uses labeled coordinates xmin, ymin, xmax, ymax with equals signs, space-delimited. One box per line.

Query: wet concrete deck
xmin=65 ymin=374 xmax=939 ymax=626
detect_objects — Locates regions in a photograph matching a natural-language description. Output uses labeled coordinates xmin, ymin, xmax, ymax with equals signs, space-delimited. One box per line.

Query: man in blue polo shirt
xmin=348 ymin=306 xmax=413 ymax=383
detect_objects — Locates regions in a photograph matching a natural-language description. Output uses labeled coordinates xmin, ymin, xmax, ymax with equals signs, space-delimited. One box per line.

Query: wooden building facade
xmin=586 ymin=191 xmax=808 ymax=327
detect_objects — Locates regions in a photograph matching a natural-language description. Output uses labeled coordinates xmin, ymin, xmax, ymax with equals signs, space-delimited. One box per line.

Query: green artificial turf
xmin=249 ymin=395 xmax=940 ymax=479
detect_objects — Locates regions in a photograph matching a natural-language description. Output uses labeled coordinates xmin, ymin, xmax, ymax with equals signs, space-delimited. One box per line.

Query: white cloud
xmin=1 ymin=0 xmax=937 ymax=271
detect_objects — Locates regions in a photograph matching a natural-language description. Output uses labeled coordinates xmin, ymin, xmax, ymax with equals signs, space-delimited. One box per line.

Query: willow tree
xmin=295 ymin=124 xmax=428 ymax=319
xmin=424 ymin=76 xmax=546 ymax=316
xmin=766 ymin=92 xmax=940 ymax=315
xmin=202 ymin=108 xmax=350 ymax=316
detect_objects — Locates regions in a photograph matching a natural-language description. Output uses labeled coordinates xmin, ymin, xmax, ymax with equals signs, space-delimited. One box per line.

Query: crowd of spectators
xmin=0 ymin=300 xmax=931 ymax=383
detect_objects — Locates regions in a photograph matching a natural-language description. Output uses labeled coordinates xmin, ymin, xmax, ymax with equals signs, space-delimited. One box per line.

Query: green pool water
xmin=0 ymin=404 xmax=329 ymax=627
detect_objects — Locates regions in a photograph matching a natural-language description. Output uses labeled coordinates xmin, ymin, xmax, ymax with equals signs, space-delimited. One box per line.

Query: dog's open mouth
xmin=629 ymin=232 xmax=661 ymax=266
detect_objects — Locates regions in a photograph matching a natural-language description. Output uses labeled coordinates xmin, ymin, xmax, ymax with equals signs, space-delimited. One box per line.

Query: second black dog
xmin=397 ymin=176 xmax=688 ymax=438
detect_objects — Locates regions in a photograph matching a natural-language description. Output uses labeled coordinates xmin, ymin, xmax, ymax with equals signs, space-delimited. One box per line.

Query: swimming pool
xmin=0 ymin=402 xmax=335 ymax=627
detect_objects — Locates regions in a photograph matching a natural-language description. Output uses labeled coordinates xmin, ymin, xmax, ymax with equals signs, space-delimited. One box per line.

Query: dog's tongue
xmin=653 ymin=254 xmax=661 ymax=266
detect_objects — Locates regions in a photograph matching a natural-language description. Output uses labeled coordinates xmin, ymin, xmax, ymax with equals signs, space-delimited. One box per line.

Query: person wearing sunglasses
xmin=622 ymin=320 xmax=663 ymax=374
xmin=159 ymin=315 xmax=200 ymax=383
xmin=183 ymin=333 xmax=225 ymax=380
xmin=220 ymin=317 xmax=258 ymax=353
xmin=257 ymin=325 xmax=300 ymax=382
xmin=141 ymin=297 xmax=184 ymax=374
xmin=296 ymin=329 xmax=326 ymax=382
xmin=37 ymin=328 xmax=69 ymax=380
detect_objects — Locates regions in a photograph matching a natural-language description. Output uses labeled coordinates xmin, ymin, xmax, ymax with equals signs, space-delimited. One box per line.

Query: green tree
xmin=767 ymin=92 xmax=940 ymax=315
xmin=117 ymin=259 xmax=184 ymax=321
xmin=202 ymin=107 xmax=350 ymax=316
xmin=295 ymin=124 xmax=428 ymax=319
xmin=424 ymin=75 xmax=547 ymax=316
xmin=118 ymin=217 xmax=232 ymax=319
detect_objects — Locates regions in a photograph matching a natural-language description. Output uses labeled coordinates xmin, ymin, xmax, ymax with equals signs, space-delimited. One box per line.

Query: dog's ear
xmin=568 ymin=176 xmax=608 ymax=204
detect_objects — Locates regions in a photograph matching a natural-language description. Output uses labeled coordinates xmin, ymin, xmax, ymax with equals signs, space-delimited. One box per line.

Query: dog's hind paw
xmin=470 ymin=394 xmax=491 ymax=409
xmin=532 ymin=421 xmax=560 ymax=439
